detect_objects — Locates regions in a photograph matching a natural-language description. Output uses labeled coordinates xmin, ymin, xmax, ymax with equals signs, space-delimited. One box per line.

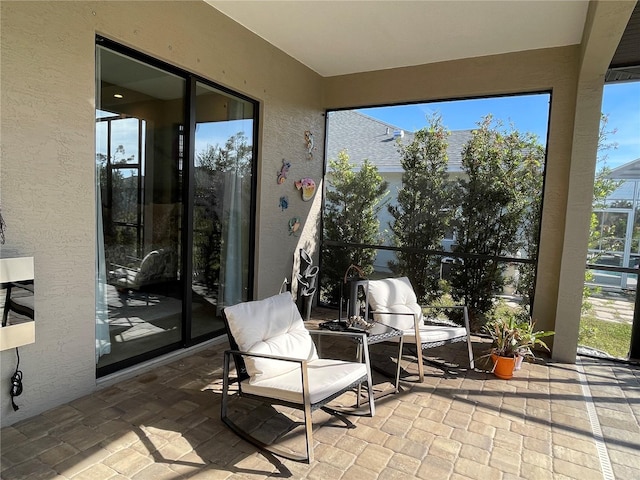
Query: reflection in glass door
xmin=95 ymin=38 xmax=257 ymax=375
xmin=96 ymin=44 xmax=186 ymax=373
xmin=191 ymin=82 xmax=254 ymax=339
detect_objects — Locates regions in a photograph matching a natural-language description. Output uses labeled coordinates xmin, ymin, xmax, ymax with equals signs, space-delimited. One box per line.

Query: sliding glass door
xmin=95 ymin=38 xmax=256 ymax=375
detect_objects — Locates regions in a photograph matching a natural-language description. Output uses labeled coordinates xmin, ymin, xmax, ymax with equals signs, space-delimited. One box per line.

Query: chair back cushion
xmin=367 ymin=277 xmax=422 ymax=331
xmin=223 ymin=292 xmax=318 ymax=382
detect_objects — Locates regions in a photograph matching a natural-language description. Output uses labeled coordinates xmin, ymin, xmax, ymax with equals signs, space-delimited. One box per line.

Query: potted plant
xmin=514 ymin=319 xmax=554 ymax=370
xmin=483 ymin=315 xmax=554 ymax=379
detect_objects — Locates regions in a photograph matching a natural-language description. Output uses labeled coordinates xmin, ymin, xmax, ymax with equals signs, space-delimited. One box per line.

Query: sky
xmin=358 ymin=82 xmax=640 ymax=169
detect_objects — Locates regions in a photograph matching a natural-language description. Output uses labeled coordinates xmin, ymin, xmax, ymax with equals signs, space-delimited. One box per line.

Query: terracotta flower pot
xmin=491 ymin=353 xmax=517 ymax=380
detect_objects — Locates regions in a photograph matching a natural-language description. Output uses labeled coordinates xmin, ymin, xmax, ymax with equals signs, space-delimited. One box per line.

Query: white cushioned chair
xmin=110 ymin=248 xmax=175 ymax=292
xmin=366 ymin=277 xmax=474 ymax=382
xmin=222 ymin=292 xmax=375 ymax=463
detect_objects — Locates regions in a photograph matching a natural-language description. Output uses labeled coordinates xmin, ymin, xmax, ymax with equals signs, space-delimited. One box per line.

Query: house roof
xmin=326 ymin=110 xmax=472 ymax=173
xmin=607 ymin=157 xmax=640 ymax=179
xmin=599 ymin=157 xmax=640 ymax=202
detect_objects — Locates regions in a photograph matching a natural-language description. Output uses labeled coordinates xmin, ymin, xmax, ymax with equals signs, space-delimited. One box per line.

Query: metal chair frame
xmin=221 ymin=311 xmax=375 ymax=463
xmin=365 ymin=278 xmax=475 ymax=382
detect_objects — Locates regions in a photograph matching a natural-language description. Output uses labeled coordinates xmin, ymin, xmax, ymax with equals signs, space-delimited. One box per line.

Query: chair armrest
xmin=368 ymin=310 xmax=416 ymax=330
xmin=369 ymin=310 xmax=414 ymax=319
xmin=225 ymin=349 xmax=306 ymax=365
xmin=423 ymin=305 xmax=466 ymax=310
xmin=110 ymin=263 xmax=137 ymax=273
xmin=223 ymin=349 xmax=314 ymax=406
xmin=421 ymin=305 xmax=471 ymax=333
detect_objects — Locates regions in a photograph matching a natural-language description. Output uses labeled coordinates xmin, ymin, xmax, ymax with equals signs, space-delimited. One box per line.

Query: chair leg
xmin=221 ymin=351 xmax=314 ymax=463
xmin=416 ymin=344 xmax=425 ymax=382
xmin=394 ymin=337 xmax=404 ymax=392
xmin=466 ymin=335 xmax=475 ymax=370
xmin=302 ymin=397 xmax=314 ymax=463
xmin=221 ymin=352 xmax=232 ymax=424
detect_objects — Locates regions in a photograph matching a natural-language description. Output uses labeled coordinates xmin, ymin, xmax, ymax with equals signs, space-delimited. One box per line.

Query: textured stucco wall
xmin=0 ymin=0 xmax=324 ymax=426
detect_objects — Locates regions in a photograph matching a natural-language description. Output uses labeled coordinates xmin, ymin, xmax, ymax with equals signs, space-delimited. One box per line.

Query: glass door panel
xmin=191 ymin=82 xmax=254 ymax=339
xmin=96 ymin=45 xmax=185 ymax=371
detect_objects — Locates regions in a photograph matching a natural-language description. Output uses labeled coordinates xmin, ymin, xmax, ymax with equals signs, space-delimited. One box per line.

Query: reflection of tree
xmin=97 ymin=147 xmax=139 ymax=266
xmin=193 ymin=132 xmax=251 ymax=290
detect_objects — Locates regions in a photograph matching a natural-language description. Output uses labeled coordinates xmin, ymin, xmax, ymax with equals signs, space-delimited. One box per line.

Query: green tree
xmin=321 ymin=150 xmax=389 ymax=304
xmin=450 ymin=116 xmax=545 ymax=321
xmin=388 ymin=115 xmax=453 ymax=302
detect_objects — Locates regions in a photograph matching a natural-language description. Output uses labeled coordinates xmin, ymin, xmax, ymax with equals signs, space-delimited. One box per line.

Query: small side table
xmin=309 ymin=318 xmax=404 ymax=396
xmin=356 ymin=321 xmax=404 ymax=396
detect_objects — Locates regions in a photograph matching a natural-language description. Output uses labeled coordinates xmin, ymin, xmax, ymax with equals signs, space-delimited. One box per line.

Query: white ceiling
xmin=206 ymin=1 xmax=590 ymax=77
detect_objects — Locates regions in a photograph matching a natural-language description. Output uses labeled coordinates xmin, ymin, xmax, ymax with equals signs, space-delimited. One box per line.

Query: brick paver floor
xmin=1 ymin=312 xmax=639 ymax=479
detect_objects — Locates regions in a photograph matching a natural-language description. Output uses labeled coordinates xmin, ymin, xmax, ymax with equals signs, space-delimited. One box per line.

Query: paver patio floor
xmin=1 ymin=313 xmax=639 ymax=480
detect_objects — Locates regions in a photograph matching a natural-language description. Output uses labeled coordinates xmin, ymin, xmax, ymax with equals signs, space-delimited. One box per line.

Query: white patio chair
xmin=365 ymin=277 xmax=475 ymax=382
xmin=221 ymin=292 xmax=375 ymax=463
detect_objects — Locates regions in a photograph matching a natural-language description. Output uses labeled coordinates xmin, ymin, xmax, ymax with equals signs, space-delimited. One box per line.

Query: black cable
xmin=10 ymin=347 xmax=23 ymax=411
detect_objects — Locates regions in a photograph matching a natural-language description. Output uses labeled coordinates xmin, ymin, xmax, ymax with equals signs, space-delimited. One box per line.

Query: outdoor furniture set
xmin=220 ymin=276 xmax=474 ymax=462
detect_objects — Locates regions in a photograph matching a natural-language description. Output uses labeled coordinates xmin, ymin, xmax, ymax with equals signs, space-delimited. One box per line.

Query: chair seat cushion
xmin=241 ymin=358 xmax=367 ymax=405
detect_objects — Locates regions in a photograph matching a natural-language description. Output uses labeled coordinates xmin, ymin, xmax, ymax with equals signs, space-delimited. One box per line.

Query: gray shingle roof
xmin=326 ymin=110 xmax=472 ymax=173
xmin=606 ymin=157 xmax=640 ymax=179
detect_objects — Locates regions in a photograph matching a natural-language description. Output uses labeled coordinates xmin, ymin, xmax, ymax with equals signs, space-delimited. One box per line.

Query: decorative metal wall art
xmin=305 ymin=131 xmax=314 ymax=160
xmin=295 ymin=177 xmax=316 ymax=201
xmin=288 ymin=217 xmax=301 ymax=236
xmin=277 ymin=159 xmax=291 ymax=185
xmin=297 ymin=248 xmax=318 ymax=321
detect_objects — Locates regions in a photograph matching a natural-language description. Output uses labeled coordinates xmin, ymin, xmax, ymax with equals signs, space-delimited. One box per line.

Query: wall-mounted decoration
xmin=297 ymin=248 xmax=318 ymax=321
xmin=279 ymin=195 xmax=289 ymax=211
xmin=277 ymin=159 xmax=291 ymax=185
xmin=295 ymin=177 xmax=316 ymax=202
xmin=288 ymin=217 xmax=301 ymax=236
xmin=305 ymin=130 xmax=314 ymax=160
